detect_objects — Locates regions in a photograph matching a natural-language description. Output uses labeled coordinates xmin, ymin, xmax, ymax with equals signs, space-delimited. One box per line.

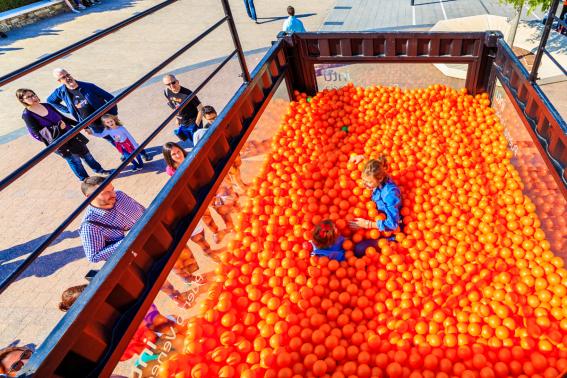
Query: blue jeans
xmin=64 ymin=152 xmax=104 ymax=180
xmin=174 ymin=122 xmax=197 ymax=147
xmin=243 ymin=0 xmax=257 ymax=21
xmin=122 ymin=153 xmax=144 ymax=170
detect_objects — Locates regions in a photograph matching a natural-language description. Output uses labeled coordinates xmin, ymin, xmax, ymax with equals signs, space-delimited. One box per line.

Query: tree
xmin=500 ymin=0 xmax=553 ymax=46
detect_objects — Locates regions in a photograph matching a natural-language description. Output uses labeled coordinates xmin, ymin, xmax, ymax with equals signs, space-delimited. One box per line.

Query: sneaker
xmin=132 ymin=166 xmax=143 ymax=172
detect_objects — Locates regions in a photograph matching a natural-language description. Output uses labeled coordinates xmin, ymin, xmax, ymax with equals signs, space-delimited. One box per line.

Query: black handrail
xmin=529 ymin=0 xmax=561 ymax=81
xmin=221 ymin=0 xmax=251 ymax=82
xmin=0 ymin=0 xmax=177 ymax=87
xmin=0 ymin=16 xmax=228 ymax=193
xmin=0 ymin=17 xmax=234 ymax=294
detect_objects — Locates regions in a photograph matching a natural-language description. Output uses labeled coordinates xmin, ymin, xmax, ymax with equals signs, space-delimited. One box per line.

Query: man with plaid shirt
xmin=80 ymin=176 xmax=145 ymax=263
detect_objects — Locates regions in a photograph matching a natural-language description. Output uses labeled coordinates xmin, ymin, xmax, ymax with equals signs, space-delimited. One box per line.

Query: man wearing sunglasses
xmin=47 ymin=69 xmax=121 ymax=146
xmin=162 ymin=74 xmax=204 ymax=147
xmin=0 ymin=346 xmax=32 ymax=376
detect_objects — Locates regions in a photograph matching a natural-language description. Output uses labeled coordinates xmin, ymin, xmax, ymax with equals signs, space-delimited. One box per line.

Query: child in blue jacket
xmin=310 ymin=220 xmax=346 ymax=262
xmin=349 ymin=156 xmax=402 ymax=237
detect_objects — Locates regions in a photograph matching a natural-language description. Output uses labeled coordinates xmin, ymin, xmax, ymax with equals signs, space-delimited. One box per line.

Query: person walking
xmin=80 ymin=176 xmax=145 ymax=263
xmin=244 ymin=0 xmax=258 ymax=22
xmin=162 ymin=74 xmax=204 ymax=147
xmin=17 ymin=88 xmax=112 ymax=181
xmin=283 ymin=6 xmax=306 ymax=33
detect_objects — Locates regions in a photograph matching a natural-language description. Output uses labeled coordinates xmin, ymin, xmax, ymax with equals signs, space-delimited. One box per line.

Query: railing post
xmin=465 ymin=31 xmax=502 ymax=95
xmin=529 ymin=0 xmax=561 ymax=82
xmin=220 ymin=0 xmax=251 ymax=82
xmin=277 ymin=32 xmax=318 ymax=96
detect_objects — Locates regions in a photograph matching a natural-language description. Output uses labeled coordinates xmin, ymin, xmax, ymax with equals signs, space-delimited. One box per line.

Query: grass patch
xmin=0 ymin=0 xmax=43 ymax=13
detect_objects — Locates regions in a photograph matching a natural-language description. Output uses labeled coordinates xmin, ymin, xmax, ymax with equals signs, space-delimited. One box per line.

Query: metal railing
xmin=0 ymin=1 xmax=249 ymax=294
xmin=530 ymin=0 xmax=565 ymax=81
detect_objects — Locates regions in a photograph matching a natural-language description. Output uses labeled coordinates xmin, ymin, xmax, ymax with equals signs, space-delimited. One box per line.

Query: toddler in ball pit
xmin=349 ymin=155 xmax=402 ymax=245
xmin=310 ymin=219 xmax=346 ymax=262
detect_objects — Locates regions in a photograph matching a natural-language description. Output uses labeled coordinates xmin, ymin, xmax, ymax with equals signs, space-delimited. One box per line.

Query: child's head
xmin=362 ymin=156 xmax=388 ymax=188
xmin=312 ymin=220 xmax=339 ymax=249
xmin=101 ymin=114 xmax=121 ymax=128
xmin=59 ymin=284 xmax=87 ymax=312
xmin=202 ymin=105 xmax=217 ymax=123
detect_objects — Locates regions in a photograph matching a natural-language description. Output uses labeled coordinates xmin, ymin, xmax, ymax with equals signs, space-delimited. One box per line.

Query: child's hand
xmin=349 ymin=154 xmax=365 ymax=164
xmin=349 ymin=218 xmax=374 ymax=229
xmin=85 ymin=128 xmax=93 ymax=135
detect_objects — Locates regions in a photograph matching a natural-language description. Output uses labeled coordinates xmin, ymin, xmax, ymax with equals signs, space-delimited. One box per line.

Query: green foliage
xmin=499 ymin=0 xmax=553 ymax=13
xmin=0 ymin=0 xmax=42 ymax=13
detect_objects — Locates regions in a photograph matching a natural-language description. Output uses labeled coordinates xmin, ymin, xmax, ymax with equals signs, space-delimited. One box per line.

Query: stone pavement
xmin=320 ymin=0 xmax=541 ymax=32
xmin=0 ymin=0 xmax=334 ymax=351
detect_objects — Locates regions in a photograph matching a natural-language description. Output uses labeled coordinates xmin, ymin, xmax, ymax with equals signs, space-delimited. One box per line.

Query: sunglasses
xmin=22 ymin=94 xmax=38 ymax=100
xmin=164 ymin=80 xmax=178 ymax=86
xmin=7 ymin=349 xmax=32 ymax=374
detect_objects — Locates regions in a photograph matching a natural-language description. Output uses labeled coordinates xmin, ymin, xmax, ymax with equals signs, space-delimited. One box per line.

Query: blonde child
xmin=349 ymin=155 xmax=402 ymax=234
xmin=88 ymin=114 xmax=149 ymax=171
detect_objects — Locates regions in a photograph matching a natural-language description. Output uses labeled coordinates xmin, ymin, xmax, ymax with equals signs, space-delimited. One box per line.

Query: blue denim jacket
xmin=47 ymin=81 xmax=118 ymax=121
xmin=372 ymin=178 xmax=402 ymax=231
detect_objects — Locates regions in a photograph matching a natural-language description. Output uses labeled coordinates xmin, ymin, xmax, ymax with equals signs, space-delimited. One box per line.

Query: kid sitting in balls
xmin=349 ymin=155 xmax=402 ymax=236
xmin=311 ymin=219 xmax=346 ymax=262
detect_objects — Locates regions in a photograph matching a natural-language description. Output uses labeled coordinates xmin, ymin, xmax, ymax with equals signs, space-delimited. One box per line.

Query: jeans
xmin=174 ymin=122 xmax=197 ymax=147
xmin=64 ymin=152 xmax=104 ymax=180
xmin=122 ymin=153 xmax=144 ymax=169
xmin=243 ymin=0 xmax=257 ymax=21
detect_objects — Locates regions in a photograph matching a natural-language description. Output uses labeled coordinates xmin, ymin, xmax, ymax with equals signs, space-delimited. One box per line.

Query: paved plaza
xmin=0 ymin=0 xmax=565 ymax=364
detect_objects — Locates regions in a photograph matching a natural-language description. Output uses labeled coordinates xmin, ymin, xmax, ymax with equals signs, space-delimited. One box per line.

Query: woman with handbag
xmin=17 ymin=88 xmax=112 ymax=181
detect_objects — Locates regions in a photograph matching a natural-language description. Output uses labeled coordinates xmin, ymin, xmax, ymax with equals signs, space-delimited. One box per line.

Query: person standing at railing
xmin=282 ymin=6 xmax=306 ymax=33
xmin=80 ymin=176 xmax=145 ymax=263
xmin=48 ymin=69 xmax=152 ymax=162
xmin=162 ymin=74 xmax=204 ymax=147
xmin=16 ymin=88 xmax=113 ymax=181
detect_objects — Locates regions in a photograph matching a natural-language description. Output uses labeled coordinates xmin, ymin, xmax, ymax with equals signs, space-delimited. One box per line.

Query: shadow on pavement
xmin=0 ymin=230 xmax=84 ymax=282
xmin=256 ymin=12 xmax=316 ymax=25
xmin=524 ymin=20 xmax=567 ymax=55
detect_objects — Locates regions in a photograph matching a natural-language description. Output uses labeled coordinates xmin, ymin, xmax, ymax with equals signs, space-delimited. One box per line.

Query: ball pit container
xmin=21 ymin=31 xmax=567 ymax=377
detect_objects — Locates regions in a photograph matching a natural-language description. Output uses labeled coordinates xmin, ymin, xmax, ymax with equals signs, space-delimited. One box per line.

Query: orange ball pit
xmin=158 ymin=84 xmax=567 ymax=377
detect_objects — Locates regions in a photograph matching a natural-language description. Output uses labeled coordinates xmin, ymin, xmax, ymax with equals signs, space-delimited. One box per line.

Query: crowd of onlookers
xmin=16 ymin=67 xmax=220 ymax=263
